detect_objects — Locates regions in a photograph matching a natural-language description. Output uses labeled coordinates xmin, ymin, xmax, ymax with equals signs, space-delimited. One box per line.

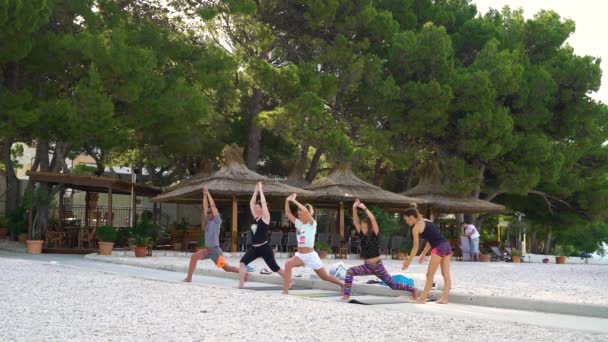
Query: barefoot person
xmin=238 ymin=182 xmax=290 ymax=289
xmin=402 ymin=208 xmax=452 ymax=304
xmin=341 ymin=199 xmax=418 ymax=301
xmin=184 ymin=187 xmax=239 ymax=282
xmin=282 ymin=194 xmax=343 ymax=294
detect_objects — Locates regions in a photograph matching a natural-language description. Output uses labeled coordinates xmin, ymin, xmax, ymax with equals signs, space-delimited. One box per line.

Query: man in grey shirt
xmin=184 ymin=187 xmax=239 ymax=282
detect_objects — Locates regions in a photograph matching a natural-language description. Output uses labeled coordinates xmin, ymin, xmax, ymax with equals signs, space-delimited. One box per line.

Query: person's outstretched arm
xmin=202 ymin=190 xmax=209 ymax=231
xmin=249 ymin=183 xmax=259 ymax=218
xmin=403 ymin=220 xmax=424 ymax=270
xmin=284 ymin=194 xmax=296 ymax=225
xmin=352 ymin=199 xmax=361 ymax=234
xmin=358 ymin=202 xmax=379 ymax=236
xmin=206 ymin=187 xmax=219 ymax=218
xmin=257 ymin=182 xmax=271 ymax=224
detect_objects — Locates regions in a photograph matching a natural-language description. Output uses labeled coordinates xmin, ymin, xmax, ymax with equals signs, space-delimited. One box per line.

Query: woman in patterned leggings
xmin=341 ymin=199 xmax=418 ymax=301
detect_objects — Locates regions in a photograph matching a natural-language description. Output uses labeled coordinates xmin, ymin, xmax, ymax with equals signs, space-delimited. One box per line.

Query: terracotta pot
xmin=398 ymin=253 xmax=408 ymax=260
xmin=0 ymin=228 xmax=8 ymax=239
xmin=26 ymin=240 xmax=44 ymax=254
xmin=479 ymin=254 xmax=491 ymax=262
xmin=318 ymin=250 xmax=328 ymax=259
xmin=98 ymin=242 xmax=114 ymax=256
xmin=555 ymin=256 xmax=567 ymax=264
xmin=134 ymin=246 xmax=147 ymax=258
xmin=511 ymin=256 xmax=521 ymax=263
xmin=18 ymin=233 xmax=28 ymax=244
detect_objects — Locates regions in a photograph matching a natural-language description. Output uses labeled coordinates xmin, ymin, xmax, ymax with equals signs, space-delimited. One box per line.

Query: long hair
xmin=361 ymin=217 xmax=373 ymax=236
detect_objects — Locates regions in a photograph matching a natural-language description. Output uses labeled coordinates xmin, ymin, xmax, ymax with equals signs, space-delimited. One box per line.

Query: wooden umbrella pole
xmin=339 ymin=201 xmax=345 ymax=239
xmin=231 ymin=196 xmax=238 ymax=252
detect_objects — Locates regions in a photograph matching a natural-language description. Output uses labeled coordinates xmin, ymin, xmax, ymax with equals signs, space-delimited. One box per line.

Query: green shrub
xmin=7 ymin=206 xmax=27 ymax=236
xmin=368 ymin=207 xmax=402 ymax=239
xmin=316 ymin=241 xmax=332 ymax=252
xmin=198 ymin=233 xmax=205 ymax=247
xmin=97 ymin=225 xmax=117 ymax=242
xmin=510 ymin=249 xmax=522 ymax=256
xmin=132 ymin=235 xmax=152 ymax=247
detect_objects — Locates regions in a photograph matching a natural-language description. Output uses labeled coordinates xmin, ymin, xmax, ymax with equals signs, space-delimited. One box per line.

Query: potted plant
xmin=479 ymin=248 xmax=491 ymax=262
xmin=8 ymin=206 xmax=28 ymax=243
xmin=316 ymin=242 xmax=332 ymax=259
xmin=0 ymin=216 xmax=8 ymax=239
xmin=97 ymin=225 xmax=117 ymax=256
xmin=552 ymin=246 xmax=567 ymax=264
xmin=171 ymin=219 xmax=187 ymax=251
xmin=510 ymin=249 xmax=522 ymax=263
xmin=133 ymin=235 xmax=152 ymax=258
xmin=196 ymin=233 xmax=205 ymax=252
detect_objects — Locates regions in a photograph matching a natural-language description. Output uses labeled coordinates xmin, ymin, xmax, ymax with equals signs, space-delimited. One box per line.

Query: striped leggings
xmin=343 ymin=259 xmax=415 ymax=296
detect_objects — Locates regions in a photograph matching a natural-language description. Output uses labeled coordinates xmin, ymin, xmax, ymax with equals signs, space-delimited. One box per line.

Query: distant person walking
xmin=463 ymin=222 xmax=480 ymax=261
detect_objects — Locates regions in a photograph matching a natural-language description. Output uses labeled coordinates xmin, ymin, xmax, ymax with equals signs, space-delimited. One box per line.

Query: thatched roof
xmin=402 ymin=164 xmax=506 ymax=214
xmin=304 ymin=162 xmax=423 ymax=207
xmin=152 ymin=145 xmax=315 ymax=203
xmin=27 ymin=171 xmax=161 ymax=197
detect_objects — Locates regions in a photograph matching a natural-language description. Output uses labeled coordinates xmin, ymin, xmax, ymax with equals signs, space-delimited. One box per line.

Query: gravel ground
xmin=92 ymin=253 xmax=608 ymax=305
xmin=1 ymin=258 xmax=606 ymax=342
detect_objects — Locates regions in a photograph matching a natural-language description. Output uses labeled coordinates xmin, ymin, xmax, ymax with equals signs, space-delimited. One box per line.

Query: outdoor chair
xmin=349 ymin=236 xmax=361 ymax=255
xmin=490 ymin=246 xmax=505 ymax=261
xmin=286 ymin=232 xmax=298 ymax=257
xmin=379 ymin=236 xmax=389 ymax=255
xmin=45 ymin=229 xmax=67 ymax=248
xmin=330 ymin=234 xmax=340 ymax=256
xmin=221 ymin=234 xmax=231 ymax=252
xmin=270 ymin=231 xmax=283 ymax=252
xmin=78 ymin=226 xmax=97 ymax=249
xmin=390 ymin=236 xmax=404 ymax=259
xmin=186 ymin=230 xmax=201 ymax=252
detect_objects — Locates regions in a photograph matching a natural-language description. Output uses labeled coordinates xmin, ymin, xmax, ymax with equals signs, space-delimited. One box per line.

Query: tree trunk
xmin=372 ymin=158 xmax=390 ymax=187
xmin=245 ymin=87 xmax=263 ymax=171
xmin=2 ymin=139 xmax=20 ymax=239
xmin=542 ymin=225 xmax=552 ymax=255
xmin=305 ymin=148 xmax=323 ymax=182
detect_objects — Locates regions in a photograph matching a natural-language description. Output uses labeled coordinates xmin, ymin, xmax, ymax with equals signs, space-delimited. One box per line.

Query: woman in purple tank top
xmin=402 ymin=208 xmax=452 ymax=304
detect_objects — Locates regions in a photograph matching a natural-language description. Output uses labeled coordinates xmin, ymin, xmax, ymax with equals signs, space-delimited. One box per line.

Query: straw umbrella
xmin=402 ymin=164 xmax=506 ymax=217
xmin=305 ymin=162 xmax=424 ymax=238
xmin=153 ymin=145 xmax=314 ymax=251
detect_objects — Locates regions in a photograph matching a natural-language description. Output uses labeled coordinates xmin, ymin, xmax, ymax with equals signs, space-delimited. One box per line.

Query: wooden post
xmin=59 ymin=187 xmax=64 ymax=229
xmin=153 ymin=202 xmax=158 ymax=226
xmin=28 ymin=208 xmax=33 ymax=240
xmin=231 ymin=196 xmax=238 ymax=252
xmin=84 ymin=191 xmax=90 ymax=227
xmin=338 ymin=202 xmax=345 ymax=239
xmin=108 ymin=187 xmax=113 ymax=226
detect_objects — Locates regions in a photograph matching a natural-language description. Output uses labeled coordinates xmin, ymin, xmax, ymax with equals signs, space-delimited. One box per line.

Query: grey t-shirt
xmin=205 ymin=214 xmax=222 ymax=248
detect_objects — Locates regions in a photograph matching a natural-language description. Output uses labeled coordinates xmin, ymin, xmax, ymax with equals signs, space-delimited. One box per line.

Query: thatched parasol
xmin=152 ymin=145 xmax=315 ymax=251
xmin=153 ymin=145 xmax=315 ymax=203
xmin=305 ymin=162 xmax=423 ymax=206
xmin=402 ymin=164 xmax=505 ymax=214
xmin=304 ymin=162 xmax=424 ymax=238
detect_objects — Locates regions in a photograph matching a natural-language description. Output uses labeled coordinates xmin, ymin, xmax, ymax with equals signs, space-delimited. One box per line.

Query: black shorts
xmin=240 ymin=242 xmax=281 ymax=272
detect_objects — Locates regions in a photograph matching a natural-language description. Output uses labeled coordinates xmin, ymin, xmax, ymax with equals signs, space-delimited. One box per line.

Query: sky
xmin=472 ymin=0 xmax=608 ymax=104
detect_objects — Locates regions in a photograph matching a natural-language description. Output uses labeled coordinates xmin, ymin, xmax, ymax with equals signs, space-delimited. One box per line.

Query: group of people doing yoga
xmin=183 ymin=181 xmax=452 ymax=304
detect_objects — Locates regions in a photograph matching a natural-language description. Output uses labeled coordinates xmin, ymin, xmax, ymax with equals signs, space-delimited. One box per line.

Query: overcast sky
xmin=472 ymin=0 xmax=607 ymax=104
